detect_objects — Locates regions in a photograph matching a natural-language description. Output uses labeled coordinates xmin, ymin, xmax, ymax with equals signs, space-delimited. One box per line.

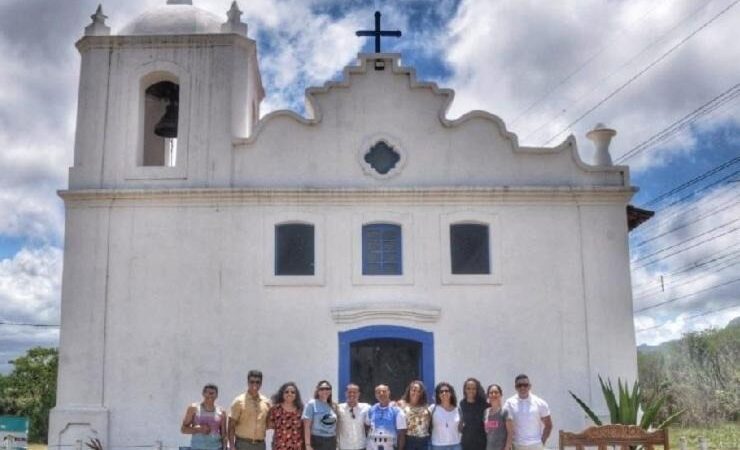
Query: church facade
xmin=50 ymin=2 xmax=640 ymax=449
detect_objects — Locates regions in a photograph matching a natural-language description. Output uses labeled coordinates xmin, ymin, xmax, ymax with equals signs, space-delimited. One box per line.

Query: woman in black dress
xmin=459 ymin=378 xmax=487 ymax=450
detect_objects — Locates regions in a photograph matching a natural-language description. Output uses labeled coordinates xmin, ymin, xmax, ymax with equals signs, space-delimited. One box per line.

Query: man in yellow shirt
xmin=229 ymin=370 xmax=271 ymax=450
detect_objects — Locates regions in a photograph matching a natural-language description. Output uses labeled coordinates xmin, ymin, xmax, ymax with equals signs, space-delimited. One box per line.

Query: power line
xmin=662 ymin=170 xmax=740 ymax=209
xmin=633 ymin=257 xmax=740 ymax=300
xmin=634 ymin=277 xmax=740 ymax=313
xmin=508 ymin=0 xmax=671 ymax=126
xmin=539 ymin=0 xmax=740 ymax=146
xmin=635 ymin=303 xmax=740 ymax=332
xmin=632 ymin=250 xmax=740 ymax=296
xmin=643 ymin=156 xmax=740 ymax=206
xmin=520 ymin=0 xmax=716 ymax=143
xmin=632 ymin=219 xmax=739 ymax=263
xmin=632 ymin=181 xmax=738 ymax=235
xmin=615 ymin=84 xmax=740 ymax=163
xmin=632 ymin=199 xmax=739 ymax=248
xmin=0 ymin=321 xmax=59 ymax=328
xmin=632 ymin=187 xmax=738 ymax=236
xmin=633 ymin=226 xmax=740 ymax=270
xmin=631 ymin=245 xmax=740 ymax=293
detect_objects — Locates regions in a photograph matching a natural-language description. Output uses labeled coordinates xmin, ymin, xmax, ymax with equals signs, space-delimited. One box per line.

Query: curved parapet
xmin=232 ymin=53 xmax=629 ymax=190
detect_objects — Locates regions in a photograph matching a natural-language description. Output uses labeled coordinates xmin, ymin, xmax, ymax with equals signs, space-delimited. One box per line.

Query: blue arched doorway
xmin=338 ymin=325 xmax=434 ymax=402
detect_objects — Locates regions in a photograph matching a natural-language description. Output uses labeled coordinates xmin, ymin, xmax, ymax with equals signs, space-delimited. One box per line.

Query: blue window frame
xmin=275 ymin=223 xmax=314 ymax=275
xmin=362 ymin=223 xmax=402 ymax=275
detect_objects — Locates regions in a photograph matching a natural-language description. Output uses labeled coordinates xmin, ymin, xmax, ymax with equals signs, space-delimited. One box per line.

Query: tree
xmin=637 ymin=322 xmax=739 ymax=426
xmin=0 ymin=347 xmax=58 ymax=443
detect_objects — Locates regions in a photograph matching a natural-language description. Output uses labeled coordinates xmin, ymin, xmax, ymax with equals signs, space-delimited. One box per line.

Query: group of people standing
xmin=181 ymin=371 xmax=553 ymax=450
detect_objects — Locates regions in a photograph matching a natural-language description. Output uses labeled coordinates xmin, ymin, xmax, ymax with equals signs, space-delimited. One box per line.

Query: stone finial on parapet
xmin=586 ymin=122 xmax=617 ymax=166
xmin=84 ymin=4 xmax=110 ymax=36
xmin=221 ymin=1 xmax=248 ymax=36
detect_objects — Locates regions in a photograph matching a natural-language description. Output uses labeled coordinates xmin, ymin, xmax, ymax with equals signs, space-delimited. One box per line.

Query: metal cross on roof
xmin=355 ymin=11 xmax=402 ymax=53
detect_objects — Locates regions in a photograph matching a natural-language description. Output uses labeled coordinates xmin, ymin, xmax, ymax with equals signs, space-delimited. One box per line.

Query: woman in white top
xmin=429 ymin=382 xmax=462 ymax=450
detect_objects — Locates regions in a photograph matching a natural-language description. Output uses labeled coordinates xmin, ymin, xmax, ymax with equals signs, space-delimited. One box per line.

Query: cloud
xmin=630 ymin=183 xmax=740 ymax=344
xmin=634 ymin=307 xmax=740 ymax=346
xmin=0 ymin=245 xmax=61 ymax=373
xmin=0 ymin=0 xmax=736 ymax=372
xmin=442 ymin=0 xmax=740 ymax=168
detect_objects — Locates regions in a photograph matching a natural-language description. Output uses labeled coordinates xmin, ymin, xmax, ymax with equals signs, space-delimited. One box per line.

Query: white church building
xmin=50 ymin=1 xmax=646 ymax=449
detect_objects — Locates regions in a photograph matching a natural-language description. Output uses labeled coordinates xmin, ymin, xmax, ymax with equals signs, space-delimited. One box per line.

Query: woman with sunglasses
xmin=302 ymin=380 xmax=338 ymax=450
xmin=429 ymin=382 xmax=462 ymax=450
xmin=483 ymin=384 xmax=512 ymax=450
xmin=459 ymin=378 xmax=487 ymax=450
xmin=268 ymin=382 xmax=305 ymax=450
xmin=398 ymin=380 xmax=431 ymax=450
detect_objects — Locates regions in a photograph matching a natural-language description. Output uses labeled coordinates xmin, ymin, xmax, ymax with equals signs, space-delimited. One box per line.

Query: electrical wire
xmin=0 ymin=321 xmax=59 ymax=328
xmin=635 ymin=303 xmax=740 ymax=332
xmin=631 ymin=244 xmax=740 ymax=294
xmin=632 ymin=257 xmax=740 ymax=300
xmin=633 ymin=199 xmax=739 ymax=248
xmin=633 ymin=226 xmax=739 ymax=270
xmin=661 ymin=170 xmax=740 ymax=209
xmin=615 ymin=84 xmax=740 ymax=163
xmin=632 ymin=219 xmax=739 ymax=263
xmin=509 ymin=0 xmax=672 ymax=127
xmin=642 ymin=156 xmax=740 ymax=206
xmin=634 ymin=276 xmax=740 ymax=312
xmin=632 ymin=181 xmax=738 ymax=236
xmin=539 ymin=0 xmax=740 ymax=146
xmin=521 ymin=0 xmax=718 ymax=143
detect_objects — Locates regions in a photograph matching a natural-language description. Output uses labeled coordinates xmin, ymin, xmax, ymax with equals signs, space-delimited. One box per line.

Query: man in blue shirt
xmin=365 ymin=384 xmax=406 ymax=450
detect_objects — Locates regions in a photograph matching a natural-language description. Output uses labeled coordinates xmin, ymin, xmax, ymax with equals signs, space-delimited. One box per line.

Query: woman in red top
xmin=268 ymin=382 xmax=305 ymax=450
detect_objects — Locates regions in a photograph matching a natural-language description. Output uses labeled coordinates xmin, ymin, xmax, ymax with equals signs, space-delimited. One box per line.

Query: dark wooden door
xmin=350 ymin=338 xmax=421 ymax=403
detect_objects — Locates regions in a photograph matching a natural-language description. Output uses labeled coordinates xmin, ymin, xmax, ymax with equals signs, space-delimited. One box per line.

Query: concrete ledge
xmin=331 ymin=302 xmax=441 ymax=324
xmin=58 ymin=185 xmax=636 ymax=206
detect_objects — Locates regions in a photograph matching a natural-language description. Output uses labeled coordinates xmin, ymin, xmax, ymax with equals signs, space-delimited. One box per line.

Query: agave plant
xmin=569 ymin=375 xmax=683 ymax=430
xmin=86 ymin=438 xmax=103 ymax=450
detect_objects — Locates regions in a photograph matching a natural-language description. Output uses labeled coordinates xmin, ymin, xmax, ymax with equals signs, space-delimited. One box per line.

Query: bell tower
xmin=50 ymin=1 xmax=263 ymax=448
xmin=69 ymin=0 xmax=264 ymax=189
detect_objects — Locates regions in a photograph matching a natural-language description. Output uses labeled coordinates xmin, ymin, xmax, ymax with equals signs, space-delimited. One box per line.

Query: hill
xmin=637 ymin=317 xmax=739 ymax=426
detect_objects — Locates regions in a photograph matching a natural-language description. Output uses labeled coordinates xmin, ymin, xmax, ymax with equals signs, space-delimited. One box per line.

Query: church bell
xmin=146 ymin=81 xmax=179 ymax=139
xmin=154 ymin=101 xmax=178 ymax=138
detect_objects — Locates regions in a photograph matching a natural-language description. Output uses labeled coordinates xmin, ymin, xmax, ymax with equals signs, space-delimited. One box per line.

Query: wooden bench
xmin=559 ymin=424 xmax=670 ymax=450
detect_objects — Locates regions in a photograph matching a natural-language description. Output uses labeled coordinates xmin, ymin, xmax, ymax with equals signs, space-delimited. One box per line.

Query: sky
xmin=0 ymin=0 xmax=738 ymax=373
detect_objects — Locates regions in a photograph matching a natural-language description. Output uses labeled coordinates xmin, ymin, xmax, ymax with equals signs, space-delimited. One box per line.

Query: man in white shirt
xmin=503 ymin=374 xmax=552 ymax=450
xmin=338 ymin=383 xmax=371 ymax=450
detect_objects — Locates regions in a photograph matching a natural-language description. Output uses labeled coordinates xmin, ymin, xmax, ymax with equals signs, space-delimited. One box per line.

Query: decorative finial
xmin=586 ymin=123 xmax=617 ymax=166
xmin=84 ymin=4 xmax=110 ymax=36
xmin=356 ymin=11 xmax=402 ymax=53
xmin=221 ymin=1 xmax=247 ymax=36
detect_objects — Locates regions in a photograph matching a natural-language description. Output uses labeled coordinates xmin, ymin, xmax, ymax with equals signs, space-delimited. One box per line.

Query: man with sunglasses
xmin=229 ymin=370 xmax=271 ymax=450
xmin=337 ymin=383 xmax=370 ymax=450
xmin=503 ymin=375 xmax=551 ymax=450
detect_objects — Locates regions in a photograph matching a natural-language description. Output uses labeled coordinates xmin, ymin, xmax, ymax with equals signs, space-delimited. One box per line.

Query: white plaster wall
xmin=58 ymin=37 xmax=638 ymax=450
xmin=53 ymin=195 xmax=636 ymax=449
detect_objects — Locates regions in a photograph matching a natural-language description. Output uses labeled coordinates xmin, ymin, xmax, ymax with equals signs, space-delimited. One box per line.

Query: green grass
xmin=669 ymin=423 xmax=740 ymax=449
xmin=28 ymin=444 xmax=47 ymax=450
